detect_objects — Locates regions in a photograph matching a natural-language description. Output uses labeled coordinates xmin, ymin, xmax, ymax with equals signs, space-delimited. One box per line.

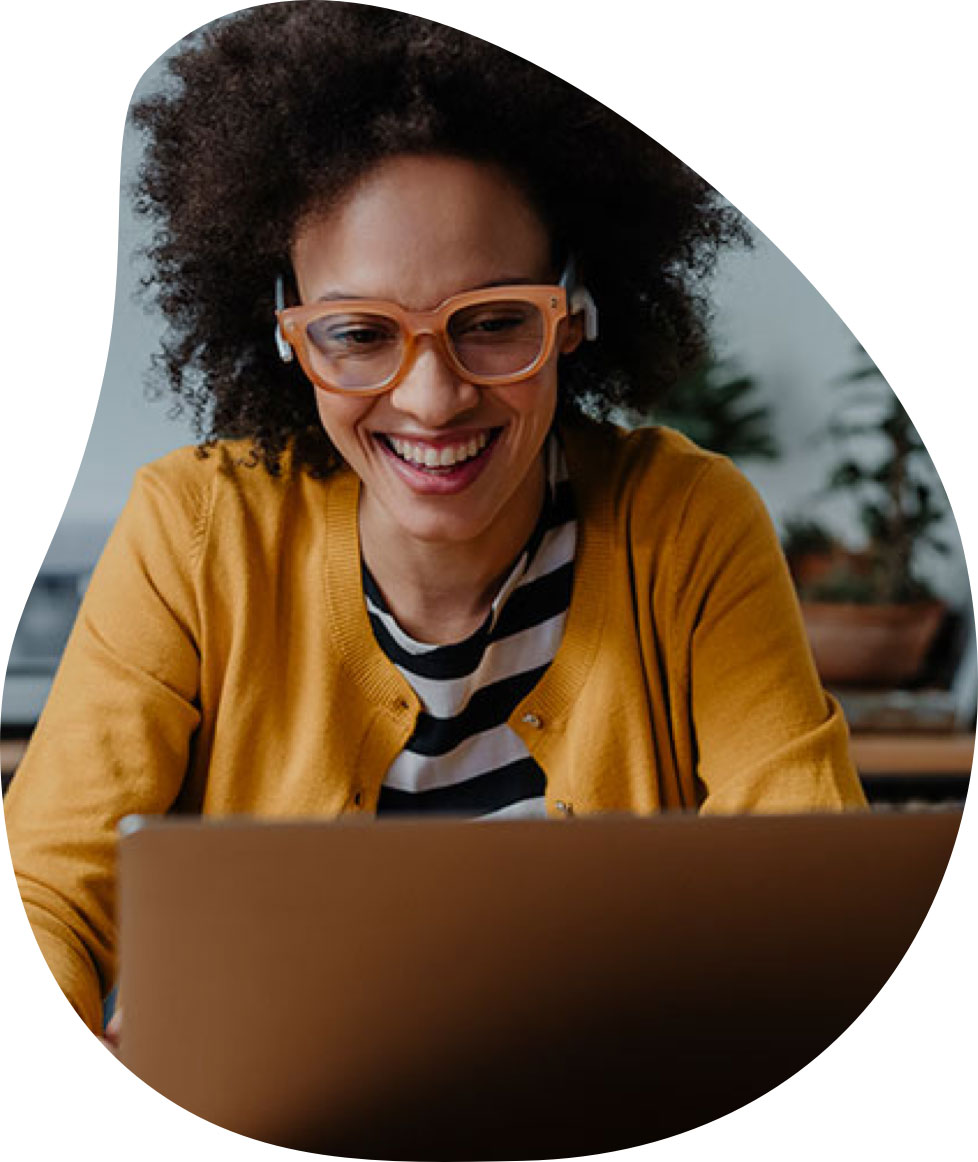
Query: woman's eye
xmin=308 ymin=315 xmax=398 ymax=355
xmin=470 ymin=315 xmax=522 ymax=333
xmin=454 ymin=307 xmax=534 ymax=339
xmin=333 ymin=326 xmax=388 ymax=346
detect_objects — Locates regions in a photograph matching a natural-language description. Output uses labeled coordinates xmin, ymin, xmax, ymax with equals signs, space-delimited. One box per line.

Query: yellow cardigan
xmin=4 ymin=421 xmax=865 ymax=1032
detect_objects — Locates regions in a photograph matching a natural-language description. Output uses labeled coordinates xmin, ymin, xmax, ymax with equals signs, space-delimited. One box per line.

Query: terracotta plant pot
xmin=788 ymin=547 xmax=871 ymax=592
xmin=801 ymin=600 xmax=946 ymax=688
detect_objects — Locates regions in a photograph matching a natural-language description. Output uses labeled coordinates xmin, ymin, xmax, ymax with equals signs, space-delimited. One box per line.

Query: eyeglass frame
xmin=273 ymin=262 xmax=598 ymax=397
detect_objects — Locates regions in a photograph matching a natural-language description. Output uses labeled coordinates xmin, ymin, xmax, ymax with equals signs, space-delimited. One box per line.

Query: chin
xmin=388 ymin=503 xmax=497 ymax=547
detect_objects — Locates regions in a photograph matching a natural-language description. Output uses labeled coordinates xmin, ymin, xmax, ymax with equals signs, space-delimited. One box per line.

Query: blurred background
xmin=1 ymin=56 xmax=974 ymax=808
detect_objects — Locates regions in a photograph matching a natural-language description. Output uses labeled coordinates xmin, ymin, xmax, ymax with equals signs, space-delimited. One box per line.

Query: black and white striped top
xmin=367 ymin=437 xmax=576 ymax=819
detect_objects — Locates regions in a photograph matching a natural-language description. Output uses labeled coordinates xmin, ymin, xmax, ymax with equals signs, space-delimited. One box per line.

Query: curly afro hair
xmin=131 ymin=0 xmax=748 ymax=476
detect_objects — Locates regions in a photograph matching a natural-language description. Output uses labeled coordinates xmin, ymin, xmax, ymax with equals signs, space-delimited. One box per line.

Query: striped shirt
xmin=367 ymin=437 xmax=576 ymax=819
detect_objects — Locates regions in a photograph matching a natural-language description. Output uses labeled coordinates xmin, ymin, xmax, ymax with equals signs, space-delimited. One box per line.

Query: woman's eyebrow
xmin=481 ymin=275 xmax=537 ymax=287
xmin=315 ymin=290 xmax=363 ymax=302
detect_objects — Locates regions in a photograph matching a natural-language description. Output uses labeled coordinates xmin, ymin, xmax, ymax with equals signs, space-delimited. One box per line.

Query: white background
xmin=1 ymin=1 xmax=975 ymax=1159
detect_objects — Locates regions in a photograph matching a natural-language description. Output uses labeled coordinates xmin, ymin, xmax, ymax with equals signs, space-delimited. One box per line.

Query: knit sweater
xmin=4 ymin=420 xmax=866 ymax=1032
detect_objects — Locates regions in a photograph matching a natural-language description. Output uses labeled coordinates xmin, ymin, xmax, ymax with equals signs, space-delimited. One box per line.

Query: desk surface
xmin=849 ymin=732 xmax=974 ymax=776
xmin=3 ymin=733 xmax=975 ymax=785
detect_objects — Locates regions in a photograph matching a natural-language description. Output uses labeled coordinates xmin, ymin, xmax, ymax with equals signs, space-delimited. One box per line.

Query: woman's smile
xmin=373 ymin=427 xmax=501 ymax=494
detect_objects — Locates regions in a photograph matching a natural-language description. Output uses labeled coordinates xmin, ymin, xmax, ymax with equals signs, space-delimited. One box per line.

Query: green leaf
xmin=828 ymin=460 xmax=868 ymax=489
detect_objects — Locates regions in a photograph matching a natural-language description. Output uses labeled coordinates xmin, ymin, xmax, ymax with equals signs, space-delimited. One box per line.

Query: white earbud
xmin=570 ymin=285 xmax=599 ymax=342
xmin=274 ymin=275 xmax=294 ymax=363
xmin=559 ymin=257 xmax=599 ymax=342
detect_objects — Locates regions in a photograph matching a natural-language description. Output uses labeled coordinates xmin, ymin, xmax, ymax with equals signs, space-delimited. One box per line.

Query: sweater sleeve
xmin=670 ymin=457 xmax=866 ymax=813
xmin=3 ymin=453 xmax=209 ymax=1032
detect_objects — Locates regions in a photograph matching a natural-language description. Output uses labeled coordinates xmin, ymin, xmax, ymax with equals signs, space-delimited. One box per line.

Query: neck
xmin=358 ymin=459 xmax=546 ymax=645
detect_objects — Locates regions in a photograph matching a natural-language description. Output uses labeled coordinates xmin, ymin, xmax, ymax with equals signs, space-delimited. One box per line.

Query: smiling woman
xmin=4 ymin=0 xmax=866 ymax=1047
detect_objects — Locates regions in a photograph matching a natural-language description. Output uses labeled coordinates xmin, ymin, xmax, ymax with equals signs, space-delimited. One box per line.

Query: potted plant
xmin=783 ymin=345 xmax=950 ymax=687
xmin=652 ymin=352 xmax=780 ymax=461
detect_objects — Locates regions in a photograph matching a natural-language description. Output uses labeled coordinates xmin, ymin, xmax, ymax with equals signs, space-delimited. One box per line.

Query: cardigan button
xmin=521 ymin=713 xmax=543 ymax=729
xmin=555 ymin=800 xmax=574 ymax=817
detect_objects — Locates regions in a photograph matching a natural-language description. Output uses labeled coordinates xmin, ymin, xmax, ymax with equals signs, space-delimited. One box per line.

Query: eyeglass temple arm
xmin=559 ymin=257 xmax=599 ymax=342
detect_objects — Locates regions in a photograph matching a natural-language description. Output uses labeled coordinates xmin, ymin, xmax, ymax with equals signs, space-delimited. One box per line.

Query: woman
xmin=5 ymin=1 xmax=865 ymax=1037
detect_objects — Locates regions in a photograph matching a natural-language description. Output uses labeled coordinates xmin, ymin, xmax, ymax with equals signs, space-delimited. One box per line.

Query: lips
xmin=374 ymin=427 xmax=501 ymax=494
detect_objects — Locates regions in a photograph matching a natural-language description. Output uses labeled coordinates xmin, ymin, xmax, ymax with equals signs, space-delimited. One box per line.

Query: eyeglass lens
xmin=303 ymin=299 xmax=546 ymax=390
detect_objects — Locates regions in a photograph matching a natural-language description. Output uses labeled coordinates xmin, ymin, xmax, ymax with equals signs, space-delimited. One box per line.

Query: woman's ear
xmin=559 ymin=313 xmax=586 ymax=356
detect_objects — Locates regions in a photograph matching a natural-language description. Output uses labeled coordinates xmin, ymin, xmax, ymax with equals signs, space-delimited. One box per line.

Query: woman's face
xmin=290 ymin=154 xmax=579 ymax=553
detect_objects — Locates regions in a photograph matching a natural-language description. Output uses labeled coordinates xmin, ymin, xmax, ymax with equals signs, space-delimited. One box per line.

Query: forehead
xmin=291 ymin=155 xmax=553 ymax=306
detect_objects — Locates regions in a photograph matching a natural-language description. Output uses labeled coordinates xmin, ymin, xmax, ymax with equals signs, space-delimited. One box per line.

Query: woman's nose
xmin=387 ymin=337 xmax=480 ymax=427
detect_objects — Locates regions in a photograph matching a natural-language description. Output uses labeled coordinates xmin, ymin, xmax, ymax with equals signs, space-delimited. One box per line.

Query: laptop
xmin=118 ymin=809 xmax=961 ymax=1159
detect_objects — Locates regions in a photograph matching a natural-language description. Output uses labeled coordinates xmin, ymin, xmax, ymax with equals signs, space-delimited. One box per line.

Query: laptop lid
xmin=118 ymin=810 xmax=960 ymax=1159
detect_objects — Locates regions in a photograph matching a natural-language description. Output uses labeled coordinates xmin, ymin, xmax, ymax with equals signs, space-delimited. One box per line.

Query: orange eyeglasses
xmin=274 ymin=266 xmax=598 ymax=396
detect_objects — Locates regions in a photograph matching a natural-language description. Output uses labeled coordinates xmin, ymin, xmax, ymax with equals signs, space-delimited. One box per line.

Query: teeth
xmin=388 ymin=432 xmax=491 ymax=469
